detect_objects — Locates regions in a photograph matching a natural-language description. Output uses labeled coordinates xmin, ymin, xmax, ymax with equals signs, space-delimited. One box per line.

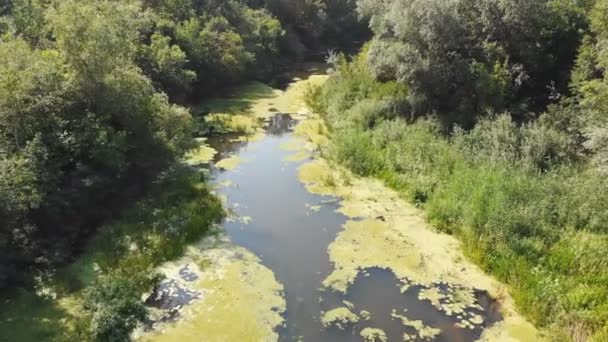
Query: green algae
xmin=197 ymin=81 xmax=276 ymax=117
xmin=391 ymin=309 xmax=441 ymax=340
xmin=342 ymin=300 xmax=355 ymax=310
xmin=305 ymin=203 xmax=322 ymax=213
xmin=360 ymin=327 xmax=387 ymax=342
xmin=239 ymin=216 xmax=253 ymax=225
xmin=136 ymin=236 xmax=285 ymax=342
xmin=185 ymin=143 xmax=217 ymax=165
xmin=478 ymin=318 xmax=544 ymax=341
xmin=291 ymin=86 xmax=545 ymax=340
xmin=280 ymin=139 xmax=304 ymax=151
xmin=206 ymin=113 xmax=261 ymax=134
xmin=198 ymin=75 xmax=330 ymax=151
xmin=320 ymin=306 xmax=359 ymax=330
xmin=418 ymin=285 xmax=485 ymax=329
xmin=215 ymin=155 xmax=242 ymax=171
xmin=360 ymin=309 xmax=372 ymax=321
xmin=285 ymin=150 xmax=311 ymax=163
xmin=217 ymin=180 xmax=234 ymax=188
xmin=322 ymin=219 xmax=423 ymax=293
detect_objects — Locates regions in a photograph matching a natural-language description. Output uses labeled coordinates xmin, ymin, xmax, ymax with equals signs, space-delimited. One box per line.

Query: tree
xmin=47 ymin=0 xmax=147 ymax=88
xmin=357 ymin=0 xmax=589 ymax=127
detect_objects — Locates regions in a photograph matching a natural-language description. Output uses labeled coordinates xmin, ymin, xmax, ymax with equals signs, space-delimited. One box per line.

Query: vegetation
xmin=3 ymin=0 xmax=608 ymax=341
xmin=306 ymin=0 xmax=608 ymax=339
xmin=0 ymin=0 xmax=365 ymax=291
xmin=0 ymin=0 xmax=367 ymax=340
xmin=0 ymin=166 xmax=223 ymax=341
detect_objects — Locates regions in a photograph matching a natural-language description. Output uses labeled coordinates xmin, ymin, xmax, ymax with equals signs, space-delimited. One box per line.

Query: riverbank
xmin=305 ymin=51 xmax=608 ymax=341
xmin=289 ymin=87 xmax=543 ymax=341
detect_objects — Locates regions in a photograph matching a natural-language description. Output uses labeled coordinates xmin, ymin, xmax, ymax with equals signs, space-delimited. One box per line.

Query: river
xmin=134 ymin=66 xmax=542 ymax=342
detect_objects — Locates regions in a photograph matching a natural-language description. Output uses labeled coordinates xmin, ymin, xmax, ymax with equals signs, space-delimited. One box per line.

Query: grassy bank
xmin=0 ymin=165 xmax=223 ymax=341
xmin=306 ymin=52 xmax=608 ymax=341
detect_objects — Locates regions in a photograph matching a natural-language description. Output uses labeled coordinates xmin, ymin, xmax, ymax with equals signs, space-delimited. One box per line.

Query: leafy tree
xmin=357 ymin=0 xmax=589 ymax=127
xmin=0 ymin=0 xmax=193 ymax=289
xmin=570 ymin=0 xmax=608 ymax=172
xmin=143 ymin=32 xmax=196 ymax=96
xmin=47 ymin=0 xmax=147 ymax=88
xmin=11 ymin=0 xmax=48 ymax=46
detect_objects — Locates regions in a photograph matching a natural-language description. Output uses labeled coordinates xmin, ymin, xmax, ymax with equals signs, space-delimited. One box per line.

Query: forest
xmin=0 ymin=0 xmax=363 ymax=289
xmin=1 ymin=0 xmax=607 ymax=341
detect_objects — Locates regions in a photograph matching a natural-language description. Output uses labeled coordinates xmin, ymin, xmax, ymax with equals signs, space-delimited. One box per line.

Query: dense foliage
xmin=307 ymin=0 xmax=608 ymax=339
xmin=246 ymin=0 xmax=369 ymax=54
xmin=0 ymin=0 xmax=194 ymax=290
xmin=357 ymin=0 xmax=590 ymax=127
xmin=0 ymin=0 xmax=366 ymax=291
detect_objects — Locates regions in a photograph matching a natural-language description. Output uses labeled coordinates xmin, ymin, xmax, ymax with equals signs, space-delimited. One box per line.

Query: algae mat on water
xmin=198 ymin=74 xmax=329 ymax=140
xmin=290 ymin=106 xmax=545 ymax=341
xmin=135 ymin=235 xmax=285 ymax=342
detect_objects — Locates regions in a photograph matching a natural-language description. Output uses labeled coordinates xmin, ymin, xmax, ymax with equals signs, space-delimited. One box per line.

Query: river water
xmin=137 ymin=69 xmax=540 ymax=342
xmin=206 ymin=113 xmax=500 ymax=342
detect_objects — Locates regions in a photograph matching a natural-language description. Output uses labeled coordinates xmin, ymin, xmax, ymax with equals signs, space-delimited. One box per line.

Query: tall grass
xmin=308 ymin=51 xmax=608 ymax=341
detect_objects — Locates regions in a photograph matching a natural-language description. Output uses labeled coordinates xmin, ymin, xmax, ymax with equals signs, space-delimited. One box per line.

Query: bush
xmin=83 ymin=272 xmax=161 ymax=342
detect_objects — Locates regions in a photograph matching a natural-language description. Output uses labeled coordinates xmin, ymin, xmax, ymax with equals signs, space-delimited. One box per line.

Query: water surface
xmin=205 ymin=112 xmax=501 ymax=341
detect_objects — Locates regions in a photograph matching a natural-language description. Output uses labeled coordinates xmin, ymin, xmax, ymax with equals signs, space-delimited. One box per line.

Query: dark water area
xmin=204 ymin=112 xmax=503 ymax=341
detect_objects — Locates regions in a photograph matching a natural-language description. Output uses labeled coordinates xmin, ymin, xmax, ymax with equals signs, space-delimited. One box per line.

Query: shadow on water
xmin=203 ymin=111 xmax=504 ymax=341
